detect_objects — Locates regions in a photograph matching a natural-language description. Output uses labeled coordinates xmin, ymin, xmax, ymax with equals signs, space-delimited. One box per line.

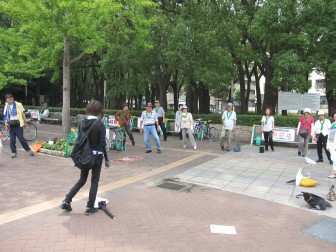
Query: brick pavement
xmin=0 ymin=124 xmax=335 ymax=251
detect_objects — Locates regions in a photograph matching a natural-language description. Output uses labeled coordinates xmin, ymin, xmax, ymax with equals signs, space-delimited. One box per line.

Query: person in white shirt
xmin=220 ymin=102 xmax=237 ymax=151
xmin=314 ymin=111 xmax=332 ymax=164
xmin=37 ymin=103 xmax=49 ymax=123
xmin=179 ymin=105 xmax=197 ymax=150
xmin=327 ymin=112 xmax=336 ymax=178
xmin=261 ymin=107 xmax=275 ymax=151
xmin=139 ymin=102 xmax=161 ymax=154
xmin=175 ymin=104 xmax=183 ymax=140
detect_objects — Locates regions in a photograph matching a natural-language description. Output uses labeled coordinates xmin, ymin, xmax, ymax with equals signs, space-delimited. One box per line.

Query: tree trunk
xmin=198 ymin=82 xmax=210 ymax=114
xmin=237 ymin=62 xmax=247 ymax=113
xmin=62 ymin=35 xmax=71 ymax=138
xmin=262 ymin=64 xmax=278 ymax=113
xmin=326 ymin=75 xmax=336 ymax=117
xmin=253 ymin=65 xmax=262 ymax=114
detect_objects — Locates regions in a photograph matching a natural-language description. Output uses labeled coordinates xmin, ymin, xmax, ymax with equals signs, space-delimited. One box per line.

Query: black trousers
xmin=65 ymin=155 xmax=103 ymax=208
xmin=122 ymin=122 xmax=134 ymax=143
xmin=263 ymin=131 xmax=274 ymax=150
xmin=9 ymin=125 xmax=31 ymax=153
xmin=316 ymin=134 xmax=331 ymax=161
xmin=156 ymin=117 xmax=167 ymax=140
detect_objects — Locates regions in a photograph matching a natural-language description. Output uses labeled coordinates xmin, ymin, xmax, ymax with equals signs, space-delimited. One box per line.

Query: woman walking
xmin=59 ymin=100 xmax=110 ymax=215
xmin=180 ymin=105 xmax=197 ymax=150
xmin=297 ymin=108 xmax=315 ymax=157
xmin=261 ymin=107 xmax=275 ymax=151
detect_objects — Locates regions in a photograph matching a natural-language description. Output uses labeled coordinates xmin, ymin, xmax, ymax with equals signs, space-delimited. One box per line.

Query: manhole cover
xmin=303 ymin=218 xmax=336 ymax=244
xmin=156 ymin=182 xmax=186 ymax=191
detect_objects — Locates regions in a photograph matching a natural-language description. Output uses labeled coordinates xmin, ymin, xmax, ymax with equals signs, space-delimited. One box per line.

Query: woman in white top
xmin=327 ymin=112 xmax=336 ymax=178
xmin=179 ymin=105 xmax=197 ymax=150
xmin=261 ymin=107 xmax=275 ymax=151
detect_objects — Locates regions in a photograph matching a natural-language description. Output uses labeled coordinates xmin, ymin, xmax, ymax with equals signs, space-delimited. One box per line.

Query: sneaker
xmin=221 ymin=146 xmax=224 ymax=151
xmin=11 ymin=152 xmax=17 ymax=158
xmin=183 ymin=145 xmax=187 ymax=149
xmin=145 ymin=149 xmax=152 ymax=153
xmin=157 ymin=149 xmax=161 ymax=154
xmin=194 ymin=145 xmax=197 ymax=150
xmin=298 ymin=151 xmax=301 ymax=156
xmin=316 ymin=159 xmax=323 ymax=163
xmin=330 ymin=160 xmax=333 ymax=165
xmin=328 ymin=174 xmax=336 ymax=178
xmin=84 ymin=207 xmax=97 ymax=216
xmin=301 ymin=154 xmax=305 ymax=157
xmin=132 ymin=141 xmax=135 ymax=146
xmin=28 ymin=150 xmax=35 ymax=156
xmin=59 ymin=201 xmax=72 ymax=212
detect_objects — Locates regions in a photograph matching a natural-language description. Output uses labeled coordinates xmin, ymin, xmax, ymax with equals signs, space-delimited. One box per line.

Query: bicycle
xmin=0 ymin=120 xmax=9 ymax=142
xmin=23 ymin=111 xmax=37 ymax=141
xmin=193 ymin=119 xmax=219 ymax=142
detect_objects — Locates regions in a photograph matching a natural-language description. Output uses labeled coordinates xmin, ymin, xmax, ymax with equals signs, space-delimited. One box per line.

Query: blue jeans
xmin=65 ymin=155 xmax=103 ymax=208
xmin=143 ymin=125 xmax=161 ymax=150
xmin=9 ymin=125 xmax=31 ymax=153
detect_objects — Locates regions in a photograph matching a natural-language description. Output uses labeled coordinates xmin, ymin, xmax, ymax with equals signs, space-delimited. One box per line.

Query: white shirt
xmin=221 ymin=110 xmax=237 ymax=130
xmin=261 ymin=116 xmax=274 ymax=132
xmin=314 ymin=118 xmax=331 ymax=136
xmin=140 ymin=110 xmax=158 ymax=125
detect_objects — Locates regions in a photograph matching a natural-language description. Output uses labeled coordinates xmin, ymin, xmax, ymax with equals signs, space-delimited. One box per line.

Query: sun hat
xmin=182 ymin=105 xmax=188 ymax=109
xmin=303 ymin=108 xmax=311 ymax=114
xmin=227 ymin=102 xmax=233 ymax=107
xmin=146 ymin=102 xmax=153 ymax=107
xmin=318 ymin=111 xmax=325 ymax=116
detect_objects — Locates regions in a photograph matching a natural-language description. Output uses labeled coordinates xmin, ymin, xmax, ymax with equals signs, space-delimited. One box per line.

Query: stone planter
xmin=39 ymin=148 xmax=65 ymax=157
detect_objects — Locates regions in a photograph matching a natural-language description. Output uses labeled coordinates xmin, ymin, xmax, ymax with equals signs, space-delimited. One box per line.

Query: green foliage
xmin=43 ymin=138 xmax=67 ymax=151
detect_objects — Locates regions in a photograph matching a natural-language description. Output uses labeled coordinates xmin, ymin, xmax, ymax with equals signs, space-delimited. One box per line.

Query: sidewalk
xmin=0 ymin=126 xmax=335 ymax=251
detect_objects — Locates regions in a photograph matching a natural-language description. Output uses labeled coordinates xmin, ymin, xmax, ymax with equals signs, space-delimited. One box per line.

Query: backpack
xmin=71 ymin=120 xmax=99 ymax=170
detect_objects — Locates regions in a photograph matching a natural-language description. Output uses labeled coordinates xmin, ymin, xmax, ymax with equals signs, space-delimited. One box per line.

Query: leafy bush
xmin=42 ymin=138 xmax=67 ymax=151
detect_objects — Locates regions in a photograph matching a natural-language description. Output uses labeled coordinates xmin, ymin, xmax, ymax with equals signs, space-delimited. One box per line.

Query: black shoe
xmin=59 ymin=201 xmax=72 ymax=212
xmin=145 ymin=150 xmax=152 ymax=153
xmin=221 ymin=146 xmax=224 ymax=151
xmin=298 ymin=151 xmax=301 ymax=156
xmin=164 ymin=138 xmax=167 ymax=141
xmin=271 ymin=148 xmax=274 ymax=152
xmin=330 ymin=160 xmax=333 ymax=165
xmin=132 ymin=141 xmax=135 ymax=146
xmin=301 ymin=154 xmax=305 ymax=157
xmin=84 ymin=207 xmax=97 ymax=216
xmin=157 ymin=149 xmax=161 ymax=154
xmin=316 ymin=159 xmax=323 ymax=163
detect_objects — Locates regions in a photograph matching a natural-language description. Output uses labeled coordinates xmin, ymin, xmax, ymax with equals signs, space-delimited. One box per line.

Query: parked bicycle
xmin=193 ymin=119 xmax=219 ymax=142
xmin=0 ymin=120 xmax=10 ymax=142
xmin=23 ymin=111 xmax=37 ymax=141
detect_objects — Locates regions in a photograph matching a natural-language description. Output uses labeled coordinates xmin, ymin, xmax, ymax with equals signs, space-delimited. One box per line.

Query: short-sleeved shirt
xmin=299 ymin=116 xmax=315 ymax=134
xmin=261 ymin=116 xmax=274 ymax=132
xmin=153 ymin=107 xmax=165 ymax=117
xmin=221 ymin=110 xmax=237 ymax=130
xmin=140 ymin=110 xmax=158 ymax=125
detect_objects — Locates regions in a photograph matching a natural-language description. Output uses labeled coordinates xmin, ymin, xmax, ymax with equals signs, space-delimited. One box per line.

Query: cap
xmin=303 ymin=108 xmax=311 ymax=114
xmin=227 ymin=102 xmax=233 ymax=107
xmin=146 ymin=102 xmax=153 ymax=107
xmin=318 ymin=111 xmax=325 ymax=116
xmin=154 ymin=100 xmax=160 ymax=103
xmin=5 ymin=94 xmax=13 ymax=99
xmin=182 ymin=105 xmax=188 ymax=109
xmin=122 ymin=102 xmax=128 ymax=108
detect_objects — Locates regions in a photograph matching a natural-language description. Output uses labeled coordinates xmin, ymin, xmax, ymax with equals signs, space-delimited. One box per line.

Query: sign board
xmin=272 ymin=128 xmax=296 ymax=142
xmin=27 ymin=109 xmax=40 ymax=119
xmin=278 ymin=92 xmax=320 ymax=112
xmin=108 ymin=115 xmax=118 ymax=127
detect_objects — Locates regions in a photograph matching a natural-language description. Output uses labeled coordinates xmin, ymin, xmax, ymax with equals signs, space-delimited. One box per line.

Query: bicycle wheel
xmin=1 ymin=129 xmax=9 ymax=142
xmin=208 ymin=127 xmax=219 ymax=142
xmin=23 ymin=122 xmax=37 ymax=141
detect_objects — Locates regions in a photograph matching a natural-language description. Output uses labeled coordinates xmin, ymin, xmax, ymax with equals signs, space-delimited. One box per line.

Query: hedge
xmin=26 ymin=106 xmax=330 ymax=128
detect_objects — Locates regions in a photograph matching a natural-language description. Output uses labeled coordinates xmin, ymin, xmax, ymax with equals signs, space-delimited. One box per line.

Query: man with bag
xmin=3 ymin=94 xmax=34 ymax=158
xmin=314 ymin=111 xmax=332 ymax=164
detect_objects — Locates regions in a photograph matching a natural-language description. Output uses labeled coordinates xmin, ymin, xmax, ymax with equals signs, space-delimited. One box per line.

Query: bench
xmin=44 ymin=112 xmax=62 ymax=124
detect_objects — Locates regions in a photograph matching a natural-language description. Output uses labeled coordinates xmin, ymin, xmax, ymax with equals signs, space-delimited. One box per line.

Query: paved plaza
xmin=0 ymin=123 xmax=335 ymax=251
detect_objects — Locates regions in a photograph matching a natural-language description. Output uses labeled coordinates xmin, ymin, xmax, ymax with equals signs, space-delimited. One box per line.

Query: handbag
xmin=296 ymin=192 xmax=332 ymax=210
xmin=9 ymin=120 xmax=20 ymax=127
xmin=327 ymin=185 xmax=336 ymax=201
xmin=299 ymin=126 xmax=309 ymax=137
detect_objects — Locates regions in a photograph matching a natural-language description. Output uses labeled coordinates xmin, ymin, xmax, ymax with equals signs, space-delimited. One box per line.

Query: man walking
xmin=314 ymin=111 xmax=332 ymax=164
xmin=115 ymin=102 xmax=135 ymax=146
xmin=220 ymin=102 xmax=237 ymax=151
xmin=3 ymin=94 xmax=35 ymax=158
xmin=154 ymin=100 xmax=167 ymax=141
xmin=139 ymin=102 xmax=161 ymax=154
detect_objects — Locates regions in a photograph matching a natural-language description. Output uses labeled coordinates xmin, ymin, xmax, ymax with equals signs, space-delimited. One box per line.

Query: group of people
xmin=4 ymin=94 xmax=336 ymax=216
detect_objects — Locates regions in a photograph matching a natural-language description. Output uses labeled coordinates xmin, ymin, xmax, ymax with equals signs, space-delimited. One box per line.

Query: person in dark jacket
xmin=115 ymin=102 xmax=135 ymax=145
xmin=59 ymin=100 xmax=110 ymax=216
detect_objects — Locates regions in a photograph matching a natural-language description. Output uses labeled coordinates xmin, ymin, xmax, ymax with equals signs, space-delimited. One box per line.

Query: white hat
xmin=227 ymin=102 xmax=233 ymax=107
xmin=303 ymin=108 xmax=311 ymax=114
xmin=318 ymin=111 xmax=325 ymax=116
xmin=182 ymin=105 xmax=188 ymax=109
